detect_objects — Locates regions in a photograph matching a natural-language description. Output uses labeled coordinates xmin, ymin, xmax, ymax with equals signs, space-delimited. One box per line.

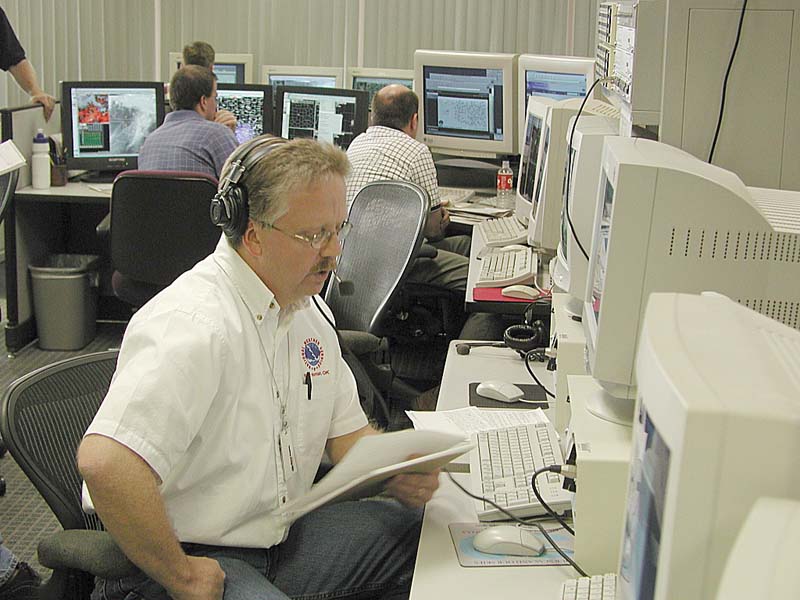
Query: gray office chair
xmin=0 ymin=351 xmax=138 ymax=600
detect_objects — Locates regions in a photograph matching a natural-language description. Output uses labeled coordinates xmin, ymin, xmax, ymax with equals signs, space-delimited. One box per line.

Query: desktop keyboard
xmin=560 ymin=574 xmax=617 ymax=600
xmin=476 ymin=216 xmax=528 ymax=247
xmin=475 ymin=246 xmax=537 ymax=288
xmin=470 ymin=422 xmax=572 ymax=521
xmin=438 ymin=186 xmax=476 ymax=205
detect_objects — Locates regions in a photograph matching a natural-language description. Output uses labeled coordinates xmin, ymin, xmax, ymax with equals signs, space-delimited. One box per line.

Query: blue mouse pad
xmin=468 ymin=382 xmax=548 ymax=409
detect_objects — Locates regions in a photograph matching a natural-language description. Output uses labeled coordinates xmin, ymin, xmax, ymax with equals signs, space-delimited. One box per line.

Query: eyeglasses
xmin=262 ymin=220 xmax=352 ymax=250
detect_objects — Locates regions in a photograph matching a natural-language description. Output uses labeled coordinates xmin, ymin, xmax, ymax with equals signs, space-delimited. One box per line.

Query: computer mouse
xmin=501 ymin=285 xmax=540 ymax=300
xmin=498 ymin=244 xmax=528 ymax=252
xmin=472 ymin=525 xmax=546 ymax=556
xmin=476 ymin=380 xmax=524 ymax=403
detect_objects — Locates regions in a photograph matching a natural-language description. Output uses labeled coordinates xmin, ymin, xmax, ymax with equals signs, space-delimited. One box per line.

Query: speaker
xmin=209 ymin=135 xmax=288 ymax=238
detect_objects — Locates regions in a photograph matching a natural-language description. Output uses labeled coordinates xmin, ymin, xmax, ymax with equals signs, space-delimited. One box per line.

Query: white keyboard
xmin=476 ymin=216 xmax=528 ymax=247
xmin=438 ymin=186 xmax=476 ymax=205
xmin=470 ymin=422 xmax=572 ymax=521
xmin=475 ymin=246 xmax=536 ymax=288
xmin=560 ymin=574 xmax=617 ymax=600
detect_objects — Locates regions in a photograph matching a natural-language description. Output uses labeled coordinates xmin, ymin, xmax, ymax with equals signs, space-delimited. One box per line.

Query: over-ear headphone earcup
xmin=210 ymin=184 xmax=248 ymax=238
xmin=503 ymin=322 xmax=547 ymax=355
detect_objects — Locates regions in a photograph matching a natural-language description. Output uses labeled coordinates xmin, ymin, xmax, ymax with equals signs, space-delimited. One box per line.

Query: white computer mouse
xmin=472 ymin=525 xmax=546 ymax=556
xmin=476 ymin=380 xmax=524 ymax=403
xmin=501 ymin=285 xmax=540 ymax=300
xmin=498 ymin=244 xmax=528 ymax=252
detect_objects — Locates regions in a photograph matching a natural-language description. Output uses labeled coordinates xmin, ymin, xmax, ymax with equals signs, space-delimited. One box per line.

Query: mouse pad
xmin=468 ymin=382 xmax=548 ymax=410
xmin=448 ymin=522 xmax=573 ymax=567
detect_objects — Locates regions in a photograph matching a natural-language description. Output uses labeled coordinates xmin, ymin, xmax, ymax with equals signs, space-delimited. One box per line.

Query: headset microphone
xmin=331 ymin=270 xmax=354 ymax=296
xmin=456 ymin=342 xmax=506 ymax=355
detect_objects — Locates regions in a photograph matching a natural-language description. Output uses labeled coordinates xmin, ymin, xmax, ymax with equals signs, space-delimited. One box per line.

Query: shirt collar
xmin=211 ymin=236 xmax=309 ymax=323
xmin=367 ymin=125 xmax=407 ymax=139
xmin=164 ymin=110 xmax=206 ymax=124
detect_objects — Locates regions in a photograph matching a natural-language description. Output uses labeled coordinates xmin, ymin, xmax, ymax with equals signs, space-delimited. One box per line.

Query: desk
xmin=410 ymin=341 xmax=574 ymax=599
xmin=466 ymin=234 xmax=553 ymax=317
xmin=4 ymin=182 xmax=111 ymax=352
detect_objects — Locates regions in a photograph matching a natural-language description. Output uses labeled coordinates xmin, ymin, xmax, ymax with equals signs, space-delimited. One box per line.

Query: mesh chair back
xmin=0 ymin=351 xmax=119 ymax=531
xmin=0 ymin=168 xmax=19 ymax=223
xmin=325 ymin=180 xmax=429 ymax=333
xmin=110 ymin=170 xmax=220 ymax=288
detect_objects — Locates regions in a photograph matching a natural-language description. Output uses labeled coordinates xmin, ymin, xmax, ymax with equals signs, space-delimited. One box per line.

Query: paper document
xmin=406 ymin=406 xmax=548 ymax=436
xmin=274 ymin=429 xmax=473 ymax=525
xmin=0 ymin=140 xmax=25 ymax=176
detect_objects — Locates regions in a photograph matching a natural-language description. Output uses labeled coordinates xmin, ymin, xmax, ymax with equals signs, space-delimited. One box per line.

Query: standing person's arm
xmin=78 ymin=435 xmax=225 ymax=600
xmin=7 ymin=58 xmax=55 ymax=121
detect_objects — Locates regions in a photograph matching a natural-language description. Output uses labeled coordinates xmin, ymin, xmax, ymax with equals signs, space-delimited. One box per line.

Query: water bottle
xmin=32 ymin=129 xmax=50 ymax=189
xmin=495 ymin=160 xmax=514 ymax=209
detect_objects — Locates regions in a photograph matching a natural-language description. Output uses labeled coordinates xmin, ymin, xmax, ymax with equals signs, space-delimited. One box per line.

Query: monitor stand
xmin=78 ymin=170 xmax=122 ymax=184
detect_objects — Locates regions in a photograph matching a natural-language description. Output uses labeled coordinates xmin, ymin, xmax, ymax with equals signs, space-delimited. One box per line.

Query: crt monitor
xmin=414 ymin=49 xmax=517 ymax=158
xmin=60 ymin=81 xmax=165 ymax=175
xmin=348 ymin=67 xmax=414 ymax=108
xmin=276 ymin=86 xmax=368 ymax=150
xmin=262 ymin=65 xmax=343 ymax=92
xmin=215 ymin=83 xmax=273 ymax=144
xmin=526 ymin=97 xmax=618 ymax=252
xmin=517 ymin=54 xmax=594 ymax=152
xmin=169 ymin=52 xmax=254 ymax=84
xmin=582 ymin=137 xmax=800 ymax=425
xmin=618 ymin=291 xmax=800 ymax=600
xmin=551 ymin=115 xmax=619 ymax=316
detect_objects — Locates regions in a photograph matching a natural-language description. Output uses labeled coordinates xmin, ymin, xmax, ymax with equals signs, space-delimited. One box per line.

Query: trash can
xmin=29 ymin=254 xmax=100 ymax=350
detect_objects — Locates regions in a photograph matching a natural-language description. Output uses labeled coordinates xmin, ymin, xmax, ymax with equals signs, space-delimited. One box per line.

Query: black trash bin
xmin=29 ymin=254 xmax=100 ymax=350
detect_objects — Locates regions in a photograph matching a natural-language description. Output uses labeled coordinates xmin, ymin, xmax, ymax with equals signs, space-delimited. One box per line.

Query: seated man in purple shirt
xmin=138 ymin=65 xmax=237 ymax=179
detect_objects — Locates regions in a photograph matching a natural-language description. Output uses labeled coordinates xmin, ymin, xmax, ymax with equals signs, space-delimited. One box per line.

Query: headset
xmin=210 ymin=134 xmax=289 ymax=238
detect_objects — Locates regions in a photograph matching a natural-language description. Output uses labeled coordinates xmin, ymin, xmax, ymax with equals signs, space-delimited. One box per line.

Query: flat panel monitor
xmin=517 ymin=54 xmax=594 ymax=151
xmin=262 ymin=65 xmax=343 ymax=93
xmin=526 ymin=98 xmax=618 ymax=252
xmin=60 ymin=81 xmax=165 ymax=176
xmin=276 ymin=86 xmax=368 ymax=150
xmin=414 ymin=49 xmax=517 ymax=158
xmin=619 ymin=291 xmax=800 ymax=600
xmin=551 ymin=115 xmax=619 ymax=316
xmin=582 ymin=137 xmax=800 ymax=425
xmin=215 ymin=83 xmax=273 ymax=144
xmin=169 ymin=51 xmax=254 ymax=84
xmin=514 ymin=97 xmax=555 ymax=226
xmin=348 ymin=67 xmax=414 ymax=108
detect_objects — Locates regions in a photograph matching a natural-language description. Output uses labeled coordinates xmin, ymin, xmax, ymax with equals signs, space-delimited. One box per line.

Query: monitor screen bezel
xmin=262 ymin=65 xmax=344 ymax=89
xmin=168 ymin=51 xmax=255 ymax=84
xmin=348 ymin=67 xmax=415 ymax=108
xmin=275 ymin=86 xmax=369 ymax=150
xmin=215 ymin=82 xmax=274 ymax=143
xmin=60 ymin=80 xmax=166 ymax=172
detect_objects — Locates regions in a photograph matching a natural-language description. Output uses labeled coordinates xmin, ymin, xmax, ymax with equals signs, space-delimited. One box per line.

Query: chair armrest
xmin=417 ymin=243 xmax=438 ymax=259
xmin=96 ymin=213 xmax=110 ymax=243
xmin=38 ymin=530 xmax=139 ymax=579
xmin=338 ymin=330 xmax=388 ymax=356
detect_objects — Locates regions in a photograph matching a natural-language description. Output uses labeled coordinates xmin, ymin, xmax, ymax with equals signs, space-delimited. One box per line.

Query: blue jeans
xmin=0 ymin=533 xmax=17 ymax=586
xmin=92 ymin=499 xmax=422 ymax=600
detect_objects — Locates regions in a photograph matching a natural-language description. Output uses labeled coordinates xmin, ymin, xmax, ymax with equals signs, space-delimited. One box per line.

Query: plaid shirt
xmin=138 ymin=110 xmax=237 ymax=179
xmin=345 ymin=126 xmax=440 ymax=209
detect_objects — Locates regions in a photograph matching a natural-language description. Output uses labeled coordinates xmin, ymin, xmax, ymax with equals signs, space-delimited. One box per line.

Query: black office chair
xmin=109 ymin=170 xmax=220 ymax=308
xmin=0 ymin=351 xmax=138 ymax=600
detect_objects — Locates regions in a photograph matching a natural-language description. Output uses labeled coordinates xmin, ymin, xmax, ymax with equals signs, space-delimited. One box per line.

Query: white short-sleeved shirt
xmin=345 ymin=125 xmax=441 ymax=209
xmin=85 ymin=236 xmax=368 ymax=548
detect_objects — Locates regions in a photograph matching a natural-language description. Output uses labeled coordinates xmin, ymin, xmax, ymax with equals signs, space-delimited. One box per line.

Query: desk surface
xmin=15 ymin=181 xmax=111 ymax=205
xmin=410 ymin=341 xmax=574 ymax=599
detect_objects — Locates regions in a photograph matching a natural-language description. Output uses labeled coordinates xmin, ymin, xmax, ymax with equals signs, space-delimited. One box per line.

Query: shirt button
xmin=269 ymin=301 xmax=276 ymax=309
xmin=256 ymin=314 xmax=263 ymax=321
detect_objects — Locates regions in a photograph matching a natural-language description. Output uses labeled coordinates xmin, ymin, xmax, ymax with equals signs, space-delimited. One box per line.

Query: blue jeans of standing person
xmin=92 ymin=499 xmax=422 ymax=600
xmin=0 ymin=533 xmax=17 ymax=586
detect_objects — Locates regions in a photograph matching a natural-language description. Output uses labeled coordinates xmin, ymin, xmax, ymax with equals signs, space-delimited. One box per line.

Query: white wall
xmin=1 ymin=0 xmax=596 ymax=108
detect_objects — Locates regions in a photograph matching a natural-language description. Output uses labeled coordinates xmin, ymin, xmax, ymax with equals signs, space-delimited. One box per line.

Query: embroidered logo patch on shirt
xmin=301 ymin=338 xmax=325 ymax=370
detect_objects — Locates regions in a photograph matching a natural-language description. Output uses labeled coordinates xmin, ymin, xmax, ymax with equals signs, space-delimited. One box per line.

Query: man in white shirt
xmin=77 ymin=136 xmax=439 ymax=600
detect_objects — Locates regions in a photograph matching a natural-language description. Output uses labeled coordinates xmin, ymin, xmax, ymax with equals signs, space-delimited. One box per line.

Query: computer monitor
xmin=582 ymin=137 xmax=800 ymax=425
xmin=348 ymin=67 xmax=414 ymax=108
xmin=60 ymin=81 xmax=165 ymax=177
xmin=526 ymin=97 xmax=618 ymax=252
xmin=414 ymin=49 xmax=517 ymax=158
xmin=215 ymin=83 xmax=273 ymax=144
xmin=276 ymin=86 xmax=368 ymax=150
xmin=517 ymin=54 xmax=594 ymax=152
xmin=262 ymin=65 xmax=343 ymax=92
xmin=514 ymin=97 xmax=555 ymax=225
xmin=618 ymin=291 xmax=800 ymax=600
xmin=169 ymin=52 xmax=254 ymax=84
xmin=551 ymin=115 xmax=619 ymax=316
